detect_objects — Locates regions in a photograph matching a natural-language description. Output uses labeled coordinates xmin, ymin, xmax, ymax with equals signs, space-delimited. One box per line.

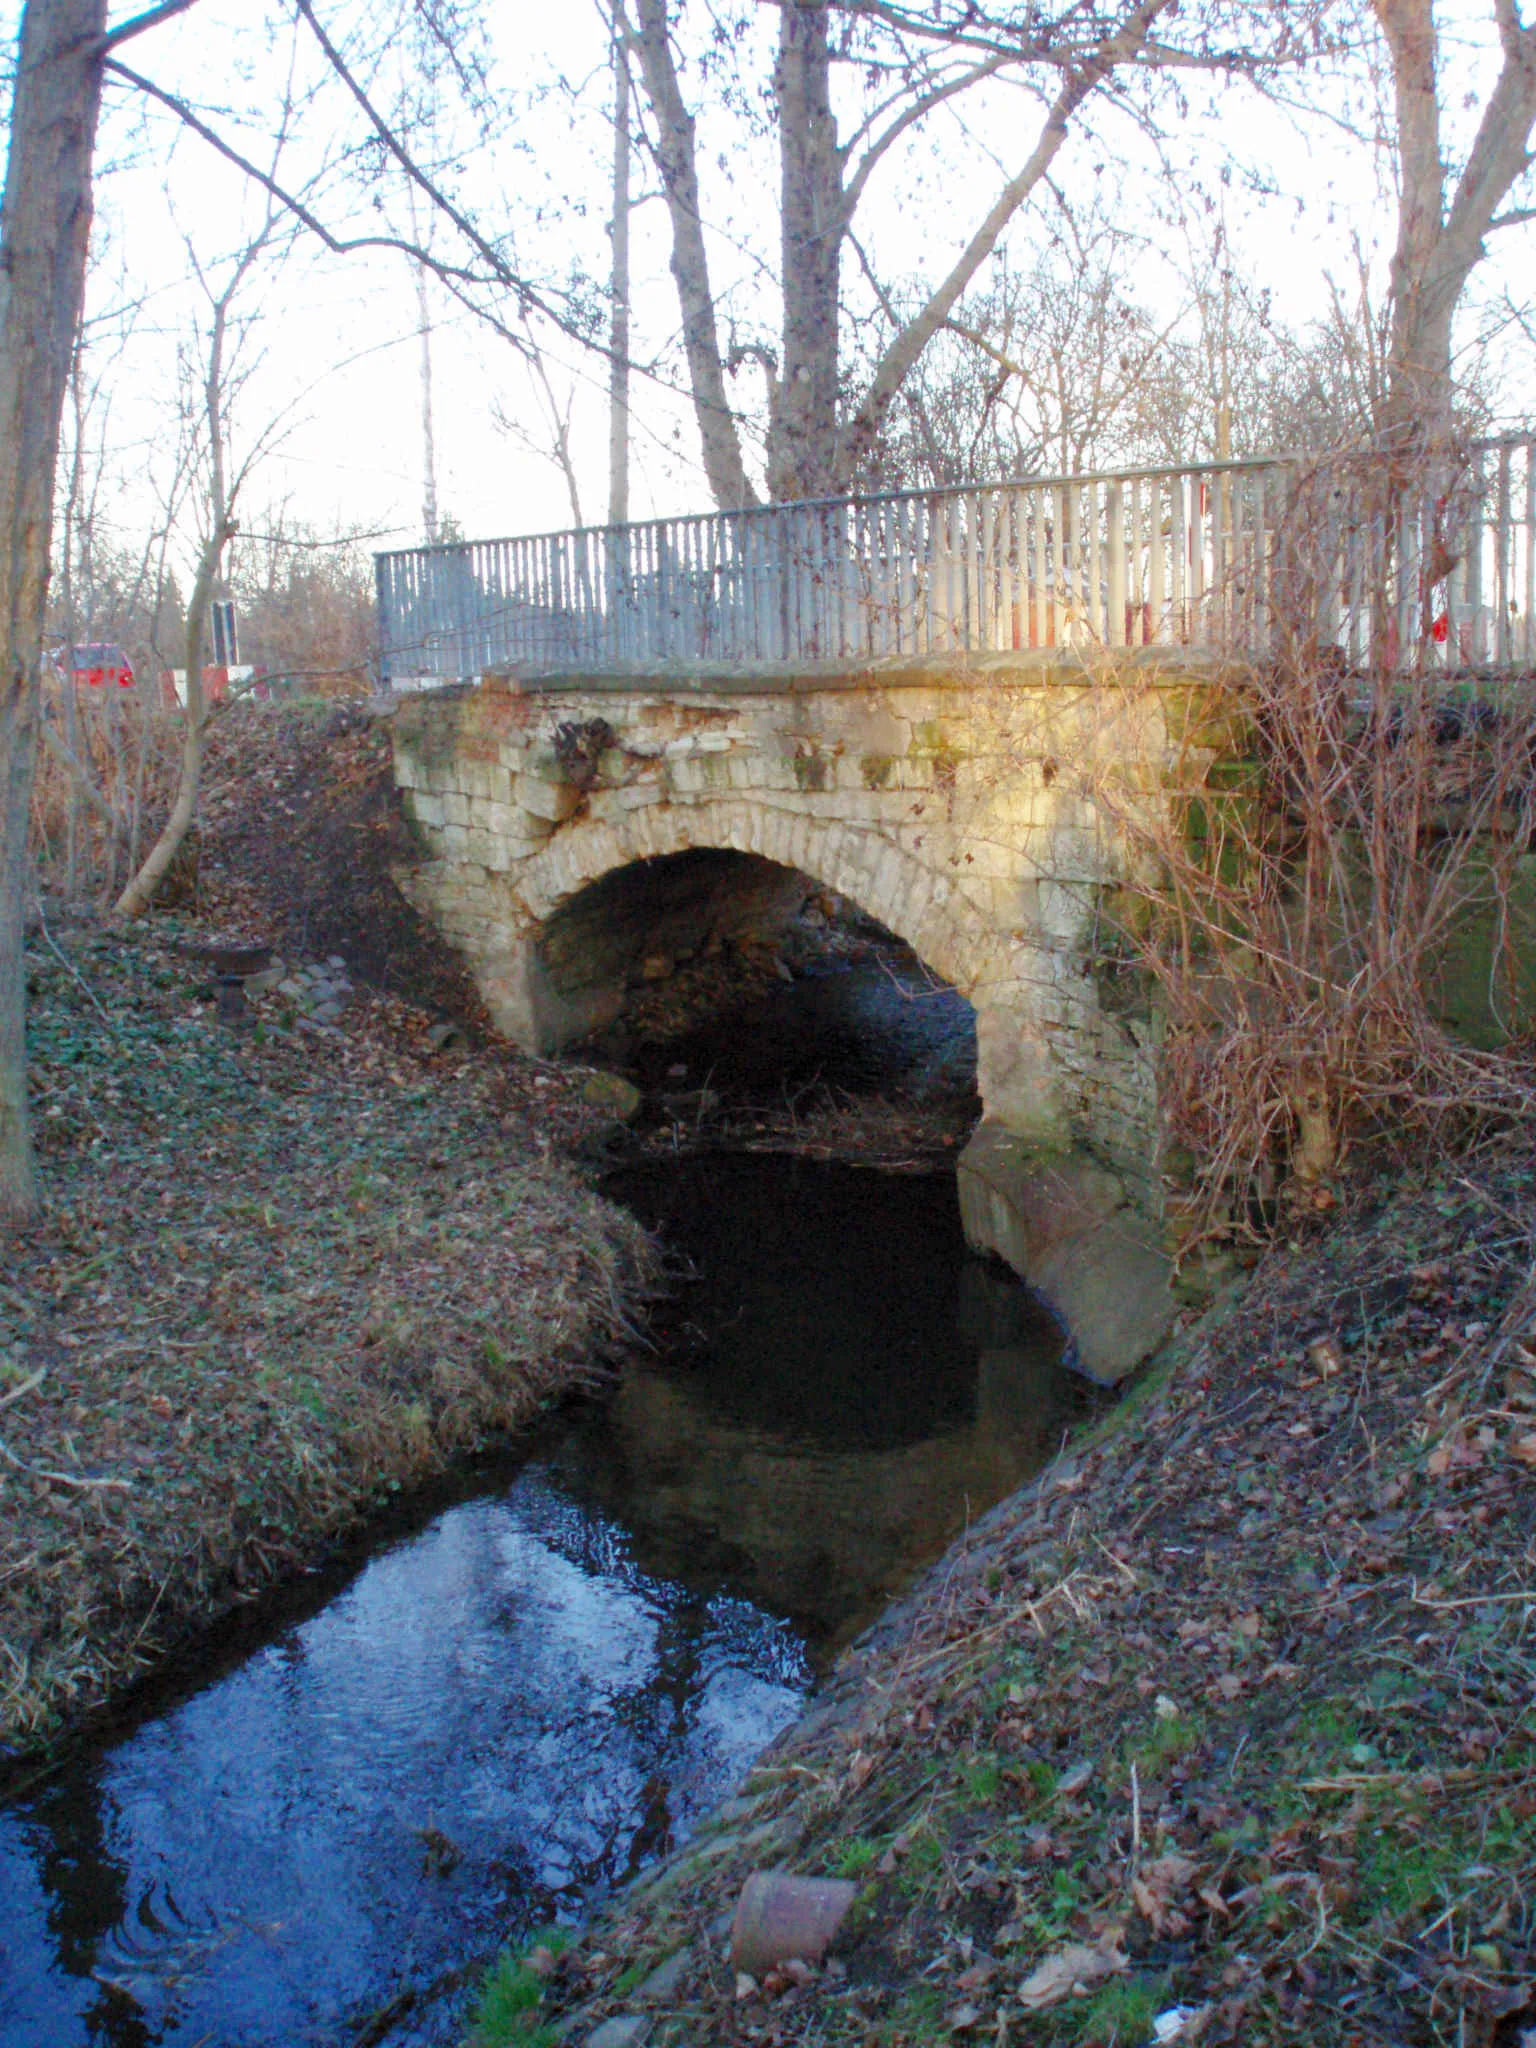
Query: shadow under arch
xmin=508 ymin=799 xmax=1009 ymax=1058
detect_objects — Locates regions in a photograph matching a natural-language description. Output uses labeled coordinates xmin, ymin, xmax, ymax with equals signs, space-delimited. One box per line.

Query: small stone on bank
xmin=586 ymin=2018 xmax=649 ymax=2048
xmin=580 ymin=1072 xmax=644 ymax=1122
xmin=636 ymin=1950 xmax=689 ymax=2002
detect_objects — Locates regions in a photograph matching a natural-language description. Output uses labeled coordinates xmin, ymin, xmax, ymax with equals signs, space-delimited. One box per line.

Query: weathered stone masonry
xmin=385 ymin=654 xmax=1227 ymax=1379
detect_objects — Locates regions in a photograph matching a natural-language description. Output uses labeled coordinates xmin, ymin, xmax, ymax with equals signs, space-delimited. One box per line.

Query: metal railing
xmin=375 ymin=436 xmax=1536 ymax=684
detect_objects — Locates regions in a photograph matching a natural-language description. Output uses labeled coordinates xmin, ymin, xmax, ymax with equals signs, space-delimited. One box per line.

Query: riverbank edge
xmin=475 ymin=1145 xmax=1536 ymax=2048
xmin=0 ymin=920 xmax=657 ymax=1769
xmin=469 ymin=1288 xmax=1221 ymax=2047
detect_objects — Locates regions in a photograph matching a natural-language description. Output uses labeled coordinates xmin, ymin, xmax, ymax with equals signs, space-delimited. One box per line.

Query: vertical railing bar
xmin=925 ymin=494 xmax=937 ymax=655
xmin=870 ymin=501 xmax=886 ymax=657
xmin=1507 ymin=444 xmax=1515 ymax=667
xmin=1396 ymin=471 xmax=1418 ymax=673
xmin=1261 ymin=466 xmax=1277 ymax=651
xmin=1192 ymin=472 xmax=1209 ymax=643
xmin=938 ymin=495 xmax=952 ymax=650
xmin=1029 ymin=487 xmax=1044 ymax=649
xmin=794 ymin=503 xmax=806 ymax=655
xmin=966 ymin=491 xmax=981 ymax=649
xmin=748 ymin=510 xmax=762 ymax=662
xmin=999 ymin=488 xmax=1011 ymax=651
xmin=1127 ymin=475 xmax=1142 ymax=646
xmin=895 ymin=496 xmax=911 ymax=656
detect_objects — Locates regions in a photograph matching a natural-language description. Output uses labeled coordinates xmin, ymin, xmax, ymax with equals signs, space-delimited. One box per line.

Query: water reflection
xmin=0 ymin=1479 xmax=808 ymax=2047
xmin=0 ymin=1157 xmax=1094 ymax=2048
xmin=586 ymin=1157 xmax=1078 ymax=1639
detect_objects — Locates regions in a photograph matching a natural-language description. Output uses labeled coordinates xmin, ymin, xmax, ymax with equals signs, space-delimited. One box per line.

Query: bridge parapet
xmin=377 ymin=437 xmax=1535 ymax=687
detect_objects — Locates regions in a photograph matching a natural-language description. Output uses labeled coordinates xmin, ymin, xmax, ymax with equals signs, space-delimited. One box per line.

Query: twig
xmin=1091 ymin=1533 xmax=1141 ymax=1585
xmin=1128 ymin=1758 xmax=1142 ymax=1876
xmin=1411 ymin=1581 xmax=1533 ymax=1610
xmin=31 ymin=897 xmax=119 ymax=1035
xmin=0 ymin=1369 xmax=46 ymax=1412
xmin=0 ymin=1434 xmax=133 ymax=1491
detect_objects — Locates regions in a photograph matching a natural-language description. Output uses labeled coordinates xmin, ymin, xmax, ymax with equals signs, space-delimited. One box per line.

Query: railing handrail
xmin=375 ymin=432 xmax=1536 ymax=682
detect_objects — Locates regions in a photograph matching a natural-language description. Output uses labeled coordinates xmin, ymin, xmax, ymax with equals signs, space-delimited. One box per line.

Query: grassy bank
xmin=491 ymin=1143 xmax=1536 ymax=2048
xmin=0 ymin=916 xmax=650 ymax=1757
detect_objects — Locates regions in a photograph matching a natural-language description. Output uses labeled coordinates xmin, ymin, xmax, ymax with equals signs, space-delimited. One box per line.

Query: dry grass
xmin=1080 ymin=453 xmax=1536 ymax=1253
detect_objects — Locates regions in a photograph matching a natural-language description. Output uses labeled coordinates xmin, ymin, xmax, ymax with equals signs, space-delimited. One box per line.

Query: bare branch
xmin=839 ymin=0 xmax=1174 ymax=481
xmin=103 ymin=57 xmax=576 ymax=345
xmin=98 ymin=0 xmax=198 ymax=52
xmin=841 ymin=51 xmax=1017 ymax=220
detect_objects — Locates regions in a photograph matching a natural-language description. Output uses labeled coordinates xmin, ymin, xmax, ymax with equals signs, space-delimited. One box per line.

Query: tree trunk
xmin=115 ymin=518 xmax=231 ymax=919
xmin=1374 ymin=0 xmax=1536 ymax=452
xmin=630 ymin=0 xmax=756 ymax=511
xmin=0 ymin=0 xmax=110 ymax=1228
xmin=405 ymin=187 xmax=439 ymax=540
xmin=609 ymin=28 xmax=631 ymax=528
xmin=767 ymin=0 xmax=843 ymax=502
xmin=1375 ymin=0 xmax=1453 ymax=449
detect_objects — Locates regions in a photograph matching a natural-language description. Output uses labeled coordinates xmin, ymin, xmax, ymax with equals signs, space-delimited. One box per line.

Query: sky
xmin=10 ymin=0 xmax=1536 ymax=605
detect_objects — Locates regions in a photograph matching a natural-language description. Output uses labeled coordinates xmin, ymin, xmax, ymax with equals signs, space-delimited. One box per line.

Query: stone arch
xmin=513 ymin=796 xmax=1005 ymax=1003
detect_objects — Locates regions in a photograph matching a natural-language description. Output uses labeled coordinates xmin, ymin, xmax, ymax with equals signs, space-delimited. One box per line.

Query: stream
xmin=0 ymin=1152 xmax=1095 ymax=2048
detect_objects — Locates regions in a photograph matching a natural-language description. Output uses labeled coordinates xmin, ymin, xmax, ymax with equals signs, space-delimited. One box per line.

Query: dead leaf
xmin=1307 ymin=1333 xmax=1343 ymax=1375
xmin=1018 ymin=1936 xmax=1127 ymax=2012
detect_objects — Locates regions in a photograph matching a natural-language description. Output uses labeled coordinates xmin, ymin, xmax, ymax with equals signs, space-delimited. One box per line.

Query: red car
xmin=71 ymin=643 xmax=135 ymax=689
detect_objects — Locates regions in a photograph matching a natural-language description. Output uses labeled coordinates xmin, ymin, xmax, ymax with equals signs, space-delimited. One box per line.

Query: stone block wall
xmin=384 ymin=653 xmax=1226 ymax=1210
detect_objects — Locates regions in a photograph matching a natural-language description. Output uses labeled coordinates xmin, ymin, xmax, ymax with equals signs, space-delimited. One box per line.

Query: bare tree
xmin=609 ymin=24 xmax=632 ymax=527
xmin=117 ymin=194 xmax=294 ymax=916
xmin=1373 ymin=0 xmax=1536 ymax=446
xmin=622 ymin=0 xmax=1329 ymax=507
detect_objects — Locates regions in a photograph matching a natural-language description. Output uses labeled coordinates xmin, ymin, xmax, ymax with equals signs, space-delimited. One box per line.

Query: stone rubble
xmin=246 ymin=953 xmax=355 ymax=1025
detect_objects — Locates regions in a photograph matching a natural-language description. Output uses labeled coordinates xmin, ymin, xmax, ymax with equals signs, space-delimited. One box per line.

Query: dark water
xmin=0 ymin=1157 xmax=1090 ymax=2048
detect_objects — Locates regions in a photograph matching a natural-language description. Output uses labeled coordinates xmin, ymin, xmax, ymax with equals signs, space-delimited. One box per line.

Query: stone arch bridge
xmin=385 ymin=654 xmax=1225 ymax=1379
xmin=376 ymin=440 xmax=1536 ymax=1377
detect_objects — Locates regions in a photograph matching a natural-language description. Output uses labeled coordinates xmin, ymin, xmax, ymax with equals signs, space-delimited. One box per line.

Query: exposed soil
xmin=0 ymin=707 xmax=655 ymax=1762
xmin=481 ymin=1142 xmax=1536 ymax=2048
xmin=200 ymin=699 xmax=491 ymax=1028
